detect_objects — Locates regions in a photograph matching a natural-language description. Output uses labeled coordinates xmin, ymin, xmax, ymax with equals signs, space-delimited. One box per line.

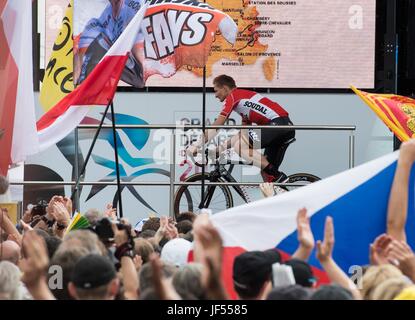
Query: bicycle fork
xmin=197 ymin=171 xmax=249 ymax=210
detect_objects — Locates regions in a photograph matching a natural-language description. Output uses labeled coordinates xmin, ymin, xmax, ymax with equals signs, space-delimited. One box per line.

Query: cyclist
xmin=75 ymin=0 xmax=145 ymax=86
xmin=187 ymin=75 xmax=295 ymax=183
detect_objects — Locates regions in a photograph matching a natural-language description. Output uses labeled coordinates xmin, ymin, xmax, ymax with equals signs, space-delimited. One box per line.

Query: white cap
xmin=160 ymin=238 xmax=192 ymax=268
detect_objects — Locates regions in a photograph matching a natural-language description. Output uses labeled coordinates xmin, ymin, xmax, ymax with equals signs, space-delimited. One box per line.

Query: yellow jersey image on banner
xmin=40 ymin=0 xmax=74 ymax=112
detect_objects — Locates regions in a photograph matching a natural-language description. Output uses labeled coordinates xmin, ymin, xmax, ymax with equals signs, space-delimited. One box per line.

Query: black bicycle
xmin=174 ymin=138 xmax=320 ymax=218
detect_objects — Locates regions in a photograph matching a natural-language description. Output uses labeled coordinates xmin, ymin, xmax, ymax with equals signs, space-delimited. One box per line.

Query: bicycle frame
xmin=197 ymin=162 xmax=249 ymax=210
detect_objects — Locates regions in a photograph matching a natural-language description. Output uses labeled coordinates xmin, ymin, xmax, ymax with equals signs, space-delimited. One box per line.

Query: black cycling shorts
xmin=248 ymin=117 xmax=295 ymax=169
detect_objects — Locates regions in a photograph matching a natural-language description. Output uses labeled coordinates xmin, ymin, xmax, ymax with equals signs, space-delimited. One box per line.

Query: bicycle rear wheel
xmin=174 ymin=173 xmax=234 ymax=219
xmin=283 ymin=173 xmax=321 ymax=191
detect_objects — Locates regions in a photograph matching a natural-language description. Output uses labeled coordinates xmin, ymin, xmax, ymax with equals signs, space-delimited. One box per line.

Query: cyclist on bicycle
xmin=187 ymin=74 xmax=295 ymax=183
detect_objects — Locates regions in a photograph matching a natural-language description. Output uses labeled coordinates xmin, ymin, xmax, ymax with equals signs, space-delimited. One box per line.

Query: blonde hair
xmin=360 ymin=265 xmax=403 ymax=300
xmin=371 ymin=277 xmax=411 ymax=300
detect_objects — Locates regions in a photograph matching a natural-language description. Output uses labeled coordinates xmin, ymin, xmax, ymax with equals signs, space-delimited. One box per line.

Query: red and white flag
xmin=0 ymin=0 xmax=39 ymax=175
xmin=36 ymin=2 xmax=149 ymax=151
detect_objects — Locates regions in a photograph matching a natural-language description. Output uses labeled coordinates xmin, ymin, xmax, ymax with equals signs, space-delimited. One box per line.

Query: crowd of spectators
xmin=1 ymin=140 xmax=415 ymax=300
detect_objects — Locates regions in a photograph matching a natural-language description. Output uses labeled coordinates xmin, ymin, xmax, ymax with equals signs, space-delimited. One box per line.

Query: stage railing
xmin=11 ymin=124 xmax=356 ymax=216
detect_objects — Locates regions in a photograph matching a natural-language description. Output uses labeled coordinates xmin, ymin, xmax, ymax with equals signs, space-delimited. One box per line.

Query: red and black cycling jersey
xmin=219 ymin=88 xmax=289 ymax=125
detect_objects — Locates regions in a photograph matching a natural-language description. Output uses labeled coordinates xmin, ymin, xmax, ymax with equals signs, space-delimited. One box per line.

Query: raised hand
xmin=259 ymin=182 xmax=275 ymax=198
xmin=192 ymin=215 xmax=227 ymax=299
xmin=51 ymin=202 xmax=70 ymax=224
xmin=104 ymin=203 xmax=117 ymax=220
xmin=297 ymin=208 xmax=315 ymax=250
xmin=20 ymin=232 xmax=49 ymax=287
xmin=387 ymin=239 xmax=415 ymax=281
xmin=165 ymin=221 xmax=179 ymax=240
xmin=316 ymin=216 xmax=334 ymax=263
xmin=369 ymin=233 xmax=393 ymax=266
xmin=46 ymin=195 xmax=63 ymax=220
xmin=62 ymin=197 xmax=73 ymax=214
xmin=150 ymin=253 xmax=181 ymax=300
xmin=111 ymin=223 xmax=129 ymax=247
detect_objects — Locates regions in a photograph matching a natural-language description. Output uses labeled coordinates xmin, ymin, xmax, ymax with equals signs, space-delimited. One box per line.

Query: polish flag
xmin=36 ymin=2 xmax=148 ymax=152
xmin=0 ymin=0 xmax=39 ymax=175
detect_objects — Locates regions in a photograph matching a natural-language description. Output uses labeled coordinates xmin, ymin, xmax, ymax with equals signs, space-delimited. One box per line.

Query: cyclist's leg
xmin=261 ymin=119 xmax=295 ymax=182
xmin=232 ymin=130 xmax=268 ymax=168
xmin=215 ymin=129 xmax=264 ymax=167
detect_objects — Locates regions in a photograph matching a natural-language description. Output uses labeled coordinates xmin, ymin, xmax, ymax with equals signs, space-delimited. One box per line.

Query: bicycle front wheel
xmin=174 ymin=173 xmax=233 ymax=219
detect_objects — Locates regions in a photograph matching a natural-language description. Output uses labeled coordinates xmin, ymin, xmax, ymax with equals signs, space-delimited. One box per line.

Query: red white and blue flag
xmin=211 ymin=151 xmax=415 ymax=299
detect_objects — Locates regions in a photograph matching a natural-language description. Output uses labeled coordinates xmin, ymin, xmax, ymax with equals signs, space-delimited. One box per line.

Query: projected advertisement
xmin=65 ymin=0 xmax=376 ymax=89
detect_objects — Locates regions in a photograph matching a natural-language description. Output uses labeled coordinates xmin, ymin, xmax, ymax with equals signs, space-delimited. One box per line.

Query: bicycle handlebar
xmin=187 ymin=148 xmax=209 ymax=168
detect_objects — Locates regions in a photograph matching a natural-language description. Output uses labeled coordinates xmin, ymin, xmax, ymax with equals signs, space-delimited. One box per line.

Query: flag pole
xmin=200 ymin=66 xmax=207 ymax=210
xmin=200 ymin=0 xmax=207 ymax=210
xmin=70 ymin=100 xmax=112 ymax=212
xmin=110 ymin=102 xmax=124 ymax=218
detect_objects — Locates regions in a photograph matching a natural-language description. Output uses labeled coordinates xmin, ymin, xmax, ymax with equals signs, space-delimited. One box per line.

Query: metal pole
xmin=9 ymin=180 xmax=312 ymax=187
xmin=169 ymin=130 xmax=176 ymax=217
xmin=200 ymin=64 xmax=207 ymax=210
xmin=74 ymin=127 xmax=80 ymax=212
xmin=70 ymin=101 xmax=112 ymax=205
xmin=110 ymin=102 xmax=124 ymax=218
xmin=78 ymin=124 xmax=356 ymax=130
xmin=349 ymin=131 xmax=355 ymax=169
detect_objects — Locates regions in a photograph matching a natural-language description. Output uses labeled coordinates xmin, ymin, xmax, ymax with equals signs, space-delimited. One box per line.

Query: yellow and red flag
xmin=351 ymin=86 xmax=415 ymax=142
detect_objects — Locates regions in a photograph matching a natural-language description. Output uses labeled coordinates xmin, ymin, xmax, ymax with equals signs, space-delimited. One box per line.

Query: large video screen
xmin=64 ymin=0 xmax=376 ymax=89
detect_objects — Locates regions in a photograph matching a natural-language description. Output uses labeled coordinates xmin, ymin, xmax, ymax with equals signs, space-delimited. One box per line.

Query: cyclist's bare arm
xmin=188 ymin=115 xmax=227 ymax=155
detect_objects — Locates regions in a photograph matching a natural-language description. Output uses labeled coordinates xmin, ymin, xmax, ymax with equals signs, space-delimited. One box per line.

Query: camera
xmin=31 ymin=200 xmax=48 ymax=218
xmin=94 ymin=217 xmax=131 ymax=241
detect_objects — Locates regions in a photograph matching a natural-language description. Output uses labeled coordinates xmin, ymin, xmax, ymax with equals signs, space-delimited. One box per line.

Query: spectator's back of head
xmin=233 ymin=250 xmax=281 ymax=299
xmin=139 ymin=287 xmax=159 ymax=300
xmin=134 ymin=238 xmax=154 ymax=264
xmin=172 ymin=263 xmax=205 ymax=300
xmin=45 ymin=236 xmax=62 ymax=259
xmin=176 ymin=212 xmax=197 ymax=223
xmin=141 ymin=217 xmax=160 ymax=233
xmin=84 ymin=208 xmax=104 ymax=227
xmin=0 ymin=240 xmax=20 ymax=265
xmin=68 ymin=254 xmax=118 ymax=300
xmin=310 ymin=284 xmax=354 ymax=300
xmin=61 ymin=229 xmax=106 ymax=256
xmin=284 ymin=258 xmax=316 ymax=288
xmin=0 ymin=261 xmax=22 ymax=300
xmin=34 ymin=229 xmax=62 ymax=259
xmin=138 ymin=260 xmax=177 ymax=293
xmin=139 ymin=229 xmax=156 ymax=239
xmin=266 ymin=285 xmax=310 ymax=300
xmin=372 ymin=277 xmax=411 ymax=300
xmin=177 ymin=220 xmax=193 ymax=235
xmin=49 ymin=245 xmax=90 ymax=300
xmin=361 ymin=264 xmax=403 ymax=300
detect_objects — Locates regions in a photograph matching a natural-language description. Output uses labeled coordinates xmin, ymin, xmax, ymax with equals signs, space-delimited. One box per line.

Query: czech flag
xmin=211 ymin=151 xmax=415 ymax=299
